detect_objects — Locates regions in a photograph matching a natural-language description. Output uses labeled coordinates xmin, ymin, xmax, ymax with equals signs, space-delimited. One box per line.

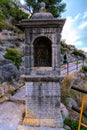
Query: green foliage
xmin=61 ymin=48 xmax=69 ymax=54
xmin=0 ymin=20 xmax=6 ymax=31
xmin=4 ymin=47 xmax=22 ymax=69
xmin=82 ymin=65 xmax=87 ymax=72
xmin=10 ymin=7 xmax=28 ymax=24
xmin=0 ymin=0 xmax=28 ymax=29
xmin=61 ymin=40 xmax=71 ymax=50
xmin=0 ymin=0 xmax=14 ymax=18
xmin=0 ymin=10 xmax=6 ymax=30
xmin=73 ymin=49 xmax=86 ymax=59
xmin=26 ymin=0 xmax=66 ymax=17
xmin=64 ymin=119 xmax=86 ymax=130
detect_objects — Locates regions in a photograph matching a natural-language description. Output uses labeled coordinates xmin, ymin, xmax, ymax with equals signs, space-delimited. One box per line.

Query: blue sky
xmin=20 ymin=0 xmax=87 ymax=52
xmin=61 ymin=0 xmax=87 ymax=52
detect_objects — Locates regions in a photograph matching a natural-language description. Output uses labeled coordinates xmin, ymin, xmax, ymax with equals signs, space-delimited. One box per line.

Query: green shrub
xmin=4 ymin=47 xmax=22 ymax=69
xmin=61 ymin=48 xmax=69 ymax=54
xmin=0 ymin=21 xmax=6 ymax=31
xmin=73 ymin=49 xmax=86 ymax=59
xmin=0 ymin=10 xmax=6 ymax=31
xmin=64 ymin=118 xmax=86 ymax=130
xmin=82 ymin=65 xmax=87 ymax=72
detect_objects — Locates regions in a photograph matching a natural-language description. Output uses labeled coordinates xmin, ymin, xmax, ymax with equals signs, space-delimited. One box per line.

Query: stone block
xmin=24 ymin=80 xmax=63 ymax=128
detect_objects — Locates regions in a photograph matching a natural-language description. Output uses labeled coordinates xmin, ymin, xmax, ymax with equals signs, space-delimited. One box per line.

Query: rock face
xmin=0 ymin=29 xmax=25 ymax=74
xmin=0 ymin=29 xmax=24 ymax=58
xmin=65 ymin=97 xmax=78 ymax=108
xmin=0 ymin=59 xmax=20 ymax=83
xmin=71 ymin=70 xmax=87 ymax=88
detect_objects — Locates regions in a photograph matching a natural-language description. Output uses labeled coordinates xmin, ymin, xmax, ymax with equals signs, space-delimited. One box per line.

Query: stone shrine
xmin=19 ymin=2 xmax=66 ymax=128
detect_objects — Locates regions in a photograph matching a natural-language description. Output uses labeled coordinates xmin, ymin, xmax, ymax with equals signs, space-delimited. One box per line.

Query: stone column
xmin=31 ymin=44 xmax=34 ymax=67
xmin=57 ymin=34 xmax=61 ymax=74
xmin=24 ymin=28 xmax=31 ymax=74
xmin=52 ymin=44 xmax=55 ymax=69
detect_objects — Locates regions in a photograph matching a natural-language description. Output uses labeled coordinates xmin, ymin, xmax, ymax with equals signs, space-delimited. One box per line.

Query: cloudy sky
xmin=20 ymin=0 xmax=25 ymax=5
xmin=62 ymin=0 xmax=87 ymax=52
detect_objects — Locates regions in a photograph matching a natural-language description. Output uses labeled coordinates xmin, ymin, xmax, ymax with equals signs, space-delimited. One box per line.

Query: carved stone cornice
xmin=19 ymin=19 xmax=66 ymax=30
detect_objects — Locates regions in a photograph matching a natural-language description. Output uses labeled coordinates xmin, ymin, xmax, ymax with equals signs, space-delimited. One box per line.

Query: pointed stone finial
xmin=40 ymin=2 xmax=46 ymax=12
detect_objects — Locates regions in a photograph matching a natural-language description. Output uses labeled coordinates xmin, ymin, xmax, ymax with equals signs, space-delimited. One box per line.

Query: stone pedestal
xmin=22 ymin=75 xmax=64 ymax=128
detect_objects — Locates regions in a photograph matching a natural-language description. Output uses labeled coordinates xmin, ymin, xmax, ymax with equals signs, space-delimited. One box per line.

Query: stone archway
xmin=33 ymin=36 xmax=52 ymax=67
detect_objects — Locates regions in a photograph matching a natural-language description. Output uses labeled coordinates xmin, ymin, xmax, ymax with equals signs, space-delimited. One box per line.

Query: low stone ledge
xmin=21 ymin=75 xmax=64 ymax=82
xmin=23 ymin=118 xmax=63 ymax=128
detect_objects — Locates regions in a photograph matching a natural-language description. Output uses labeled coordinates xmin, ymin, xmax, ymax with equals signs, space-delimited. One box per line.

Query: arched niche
xmin=33 ymin=36 xmax=52 ymax=67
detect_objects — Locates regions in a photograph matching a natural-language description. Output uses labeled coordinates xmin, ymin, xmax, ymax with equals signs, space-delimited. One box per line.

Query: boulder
xmin=0 ymin=59 xmax=20 ymax=83
xmin=60 ymin=103 xmax=69 ymax=120
xmin=64 ymin=125 xmax=71 ymax=130
xmin=65 ymin=97 xmax=78 ymax=108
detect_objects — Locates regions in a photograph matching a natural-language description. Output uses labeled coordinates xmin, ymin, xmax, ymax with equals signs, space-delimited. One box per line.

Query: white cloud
xmin=62 ymin=16 xmax=80 ymax=46
xmin=74 ymin=13 xmax=81 ymax=21
xmin=83 ymin=11 xmax=87 ymax=19
xmin=20 ymin=0 xmax=25 ymax=5
xmin=78 ymin=21 xmax=87 ymax=29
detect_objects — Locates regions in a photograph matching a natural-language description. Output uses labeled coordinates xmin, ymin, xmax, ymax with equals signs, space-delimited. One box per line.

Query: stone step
xmin=18 ymin=125 xmax=65 ymax=130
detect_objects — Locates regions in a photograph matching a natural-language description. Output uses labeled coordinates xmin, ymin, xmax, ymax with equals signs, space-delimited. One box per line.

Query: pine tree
xmin=26 ymin=0 xmax=66 ymax=17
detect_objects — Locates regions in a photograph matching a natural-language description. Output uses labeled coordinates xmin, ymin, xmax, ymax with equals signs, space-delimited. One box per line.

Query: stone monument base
xmin=22 ymin=75 xmax=64 ymax=128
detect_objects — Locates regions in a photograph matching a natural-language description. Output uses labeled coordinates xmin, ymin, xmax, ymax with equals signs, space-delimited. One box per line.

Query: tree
xmin=10 ymin=7 xmax=28 ymax=24
xmin=0 ymin=0 xmax=28 ymax=27
xmin=0 ymin=0 xmax=14 ymax=18
xmin=26 ymin=0 xmax=66 ymax=17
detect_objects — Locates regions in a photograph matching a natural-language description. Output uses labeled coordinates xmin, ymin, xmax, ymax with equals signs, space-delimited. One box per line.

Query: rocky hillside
xmin=0 ymin=0 xmax=27 ymax=100
xmin=61 ymin=40 xmax=86 ymax=63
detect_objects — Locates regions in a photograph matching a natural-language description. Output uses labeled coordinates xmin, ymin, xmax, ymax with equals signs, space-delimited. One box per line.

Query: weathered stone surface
xmin=21 ymin=75 xmax=64 ymax=82
xmin=19 ymin=20 xmax=65 ymax=74
xmin=24 ymin=81 xmax=63 ymax=128
xmin=60 ymin=103 xmax=69 ymax=120
xmin=18 ymin=125 xmax=65 ymax=130
xmin=64 ymin=125 xmax=71 ymax=130
xmin=0 ymin=59 xmax=20 ymax=83
xmin=65 ymin=97 xmax=78 ymax=108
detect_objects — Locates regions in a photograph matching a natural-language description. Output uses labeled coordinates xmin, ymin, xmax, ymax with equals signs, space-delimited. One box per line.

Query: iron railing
xmin=60 ymin=59 xmax=85 ymax=75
